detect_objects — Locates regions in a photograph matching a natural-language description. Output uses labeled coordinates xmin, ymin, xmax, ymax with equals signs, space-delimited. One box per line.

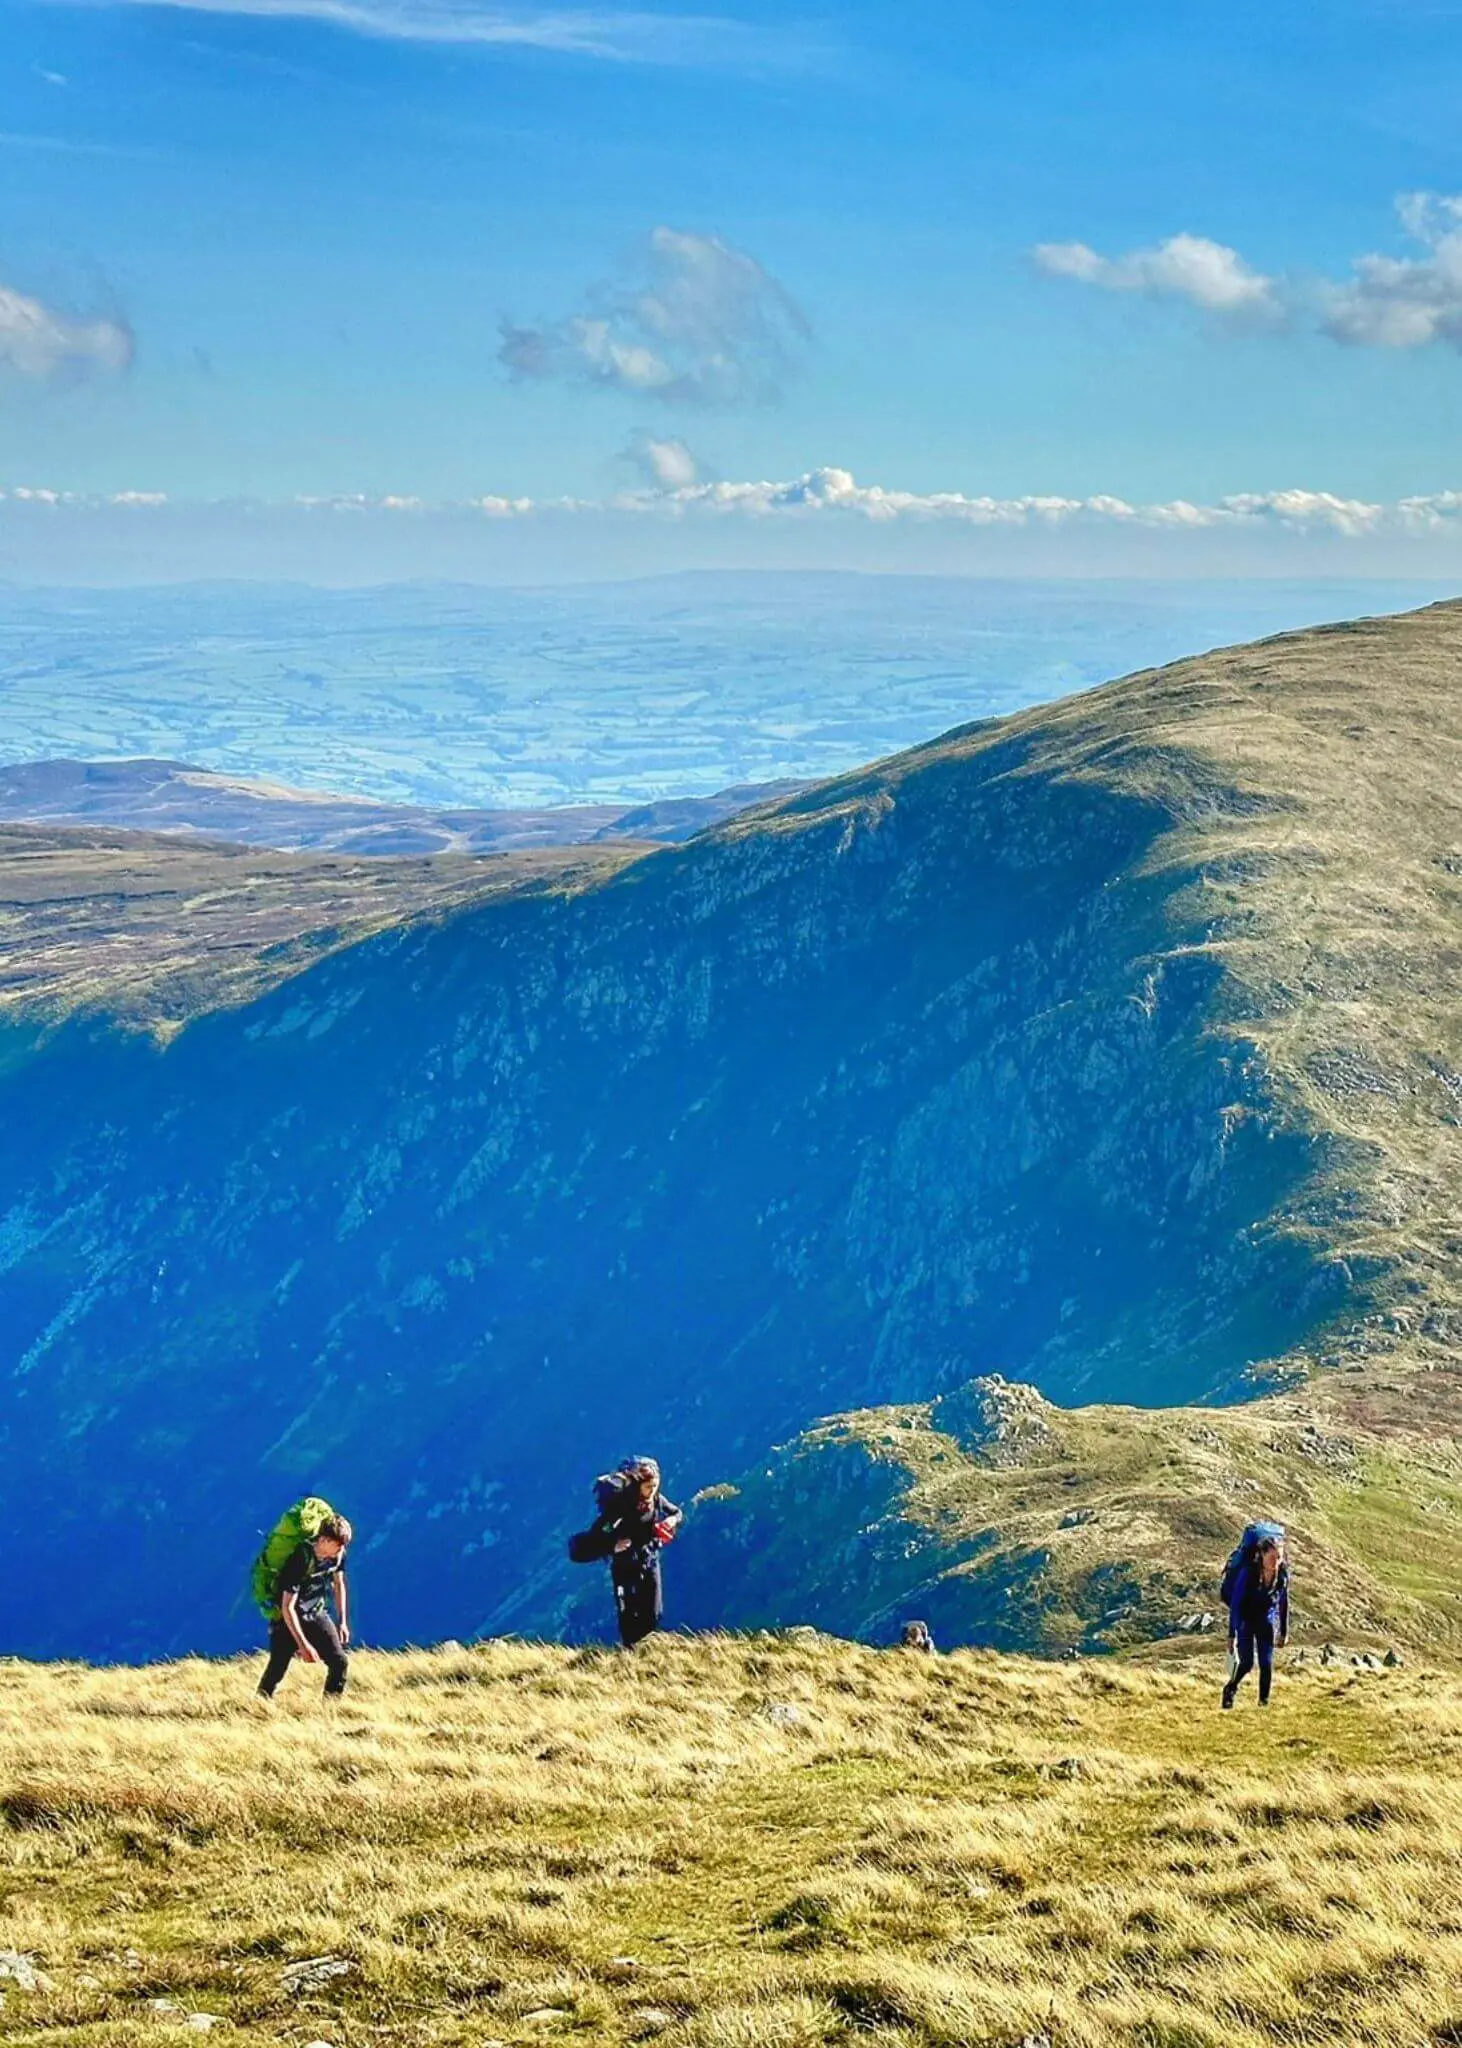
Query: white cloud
xmin=1037 ymin=194 xmax=1462 ymax=353
xmin=1322 ymin=192 xmax=1462 ymax=348
xmin=46 ymin=0 xmax=785 ymax=67
xmin=7 ymin=473 xmax=1461 ymax=538
xmin=0 ymin=284 xmax=133 ymax=381
xmin=0 ymin=487 xmax=166 ymax=505
xmin=624 ymin=432 xmax=702 ymax=489
xmin=500 ymin=226 xmax=809 ymax=408
xmin=1034 ymin=233 xmax=1279 ymax=320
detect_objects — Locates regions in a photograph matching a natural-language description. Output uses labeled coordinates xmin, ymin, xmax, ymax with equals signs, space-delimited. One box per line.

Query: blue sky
xmin=4 ymin=0 xmax=1462 ymax=578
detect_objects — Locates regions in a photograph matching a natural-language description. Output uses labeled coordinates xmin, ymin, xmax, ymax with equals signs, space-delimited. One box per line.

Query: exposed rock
xmin=630 ymin=2010 xmax=676 ymax=2036
xmin=280 ymin=1957 xmax=355 ymax=1994
xmin=0 ymin=1953 xmax=52 ymax=1994
xmin=932 ymin=1376 xmax=1055 ymax=1467
xmin=1384 ymin=1647 xmax=1405 ymax=1668
xmin=1060 ymin=1507 xmax=1096 ymax=1529
xmin=758 ymin=1702 xmax=803 ymax=1729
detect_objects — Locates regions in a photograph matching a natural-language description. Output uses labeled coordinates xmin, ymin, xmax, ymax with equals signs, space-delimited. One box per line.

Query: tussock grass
xmin=4 ymin=1635 xmax=1462 ymax=2046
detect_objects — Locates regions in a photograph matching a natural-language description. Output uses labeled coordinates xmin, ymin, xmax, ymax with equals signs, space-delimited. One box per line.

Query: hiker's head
xmin=1256 ymin=1537 xmax=1281 ymax=1585
xmin=314 ymin=1514 xmax=353 ymax=1560
xmin=626 ymin=1457 xmax=660 ymax=1499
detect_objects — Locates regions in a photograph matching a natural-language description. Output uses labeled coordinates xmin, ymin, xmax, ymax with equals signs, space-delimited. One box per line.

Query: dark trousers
xmin=612 ymin=1553 xmax=663 ymax=1647
xmin=259 ymin=1611 xmax=349 ymax=1697
xmin=1226 ymin=1618 xmax=1274 ymax=1703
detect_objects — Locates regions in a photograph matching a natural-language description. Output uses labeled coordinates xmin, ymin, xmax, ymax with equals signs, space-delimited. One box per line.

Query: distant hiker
xmin=1220 ymin=1521 xmax=1289 ymax=1710
xmin=569 ymin=1457 xmax=681 ymax=1647
xmin=900 ymin=1620 xmax=936 ymax=1654
xmin=251 ymin=1498 xmax=353 ymax=1699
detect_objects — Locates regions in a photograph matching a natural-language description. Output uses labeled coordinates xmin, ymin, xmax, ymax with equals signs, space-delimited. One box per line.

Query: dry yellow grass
xmin=4 ymin=1634 xmax=1462 ymax=2047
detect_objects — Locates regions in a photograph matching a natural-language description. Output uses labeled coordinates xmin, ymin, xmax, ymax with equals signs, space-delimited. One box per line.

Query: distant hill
xmin=3 ymin=600 xmax=1462 ymax=1661
xmin=0 ymin=821 xmax=637 ymax=1029
xmin=0 ymin=756 xmax=800 ymax=856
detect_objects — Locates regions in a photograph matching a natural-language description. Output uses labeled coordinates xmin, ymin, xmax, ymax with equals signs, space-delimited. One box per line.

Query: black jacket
xmin=605 ymin=1491 xmax=681 ymax=1571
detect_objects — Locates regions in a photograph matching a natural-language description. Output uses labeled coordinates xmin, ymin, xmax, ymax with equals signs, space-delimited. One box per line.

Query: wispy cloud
xmin=11 ymin=470 xmax=1462 ymax=538
xmin=500 ymin=227 xmax=810 ymax=407
xmin=0 ymin=284 xmax=133 ymax=381
xmin=46 ymin=0 xmax=791 ymax=66
xmin=1033 ymin=233 xmax=1281 ymax=322
xmin=1037 ymin=193 xmax=1462 ymax=352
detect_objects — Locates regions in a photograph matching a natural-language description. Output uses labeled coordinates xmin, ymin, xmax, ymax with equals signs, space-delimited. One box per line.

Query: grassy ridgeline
xmin=4 ymin=1635 xmax=1461 ymax=2047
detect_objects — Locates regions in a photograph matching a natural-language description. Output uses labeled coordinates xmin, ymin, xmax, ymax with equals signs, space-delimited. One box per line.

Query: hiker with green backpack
xmin=251 ymin=1497 xmax=354 ymax=1699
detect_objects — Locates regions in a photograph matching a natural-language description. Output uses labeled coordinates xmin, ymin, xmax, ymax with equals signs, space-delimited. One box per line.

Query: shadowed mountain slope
xmin=2 ymin=601 xmax=1461 ymax=1660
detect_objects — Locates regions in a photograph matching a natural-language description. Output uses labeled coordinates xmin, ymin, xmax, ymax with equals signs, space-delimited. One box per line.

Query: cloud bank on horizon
xmin=1036 ymin=193 xmax=1462 ymax=350
xmin=9 ymin=468 xmax=1462 ymax=538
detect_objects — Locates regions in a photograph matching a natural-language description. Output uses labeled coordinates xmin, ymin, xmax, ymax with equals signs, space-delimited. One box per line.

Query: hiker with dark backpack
xmin=568 ymin=1457 xmax=681 ymax=1647
xmin=1220 ymin=1521 xmax=1288 ymax=1710
xmin=251 ymin=1498 xmax=354 ymax=1699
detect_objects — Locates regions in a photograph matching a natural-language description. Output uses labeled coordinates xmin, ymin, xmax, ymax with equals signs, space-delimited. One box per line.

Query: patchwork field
xmin=2 ymin=1634 xmax=1457 ymax=2048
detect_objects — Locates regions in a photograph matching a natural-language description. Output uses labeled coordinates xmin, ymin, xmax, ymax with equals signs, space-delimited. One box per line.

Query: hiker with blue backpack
xmin=569 ymin=1457 xmax=682 ymax=1647
xmin=251 ymin=1498 xmax=354 ymax=1699
xmin=1220 ymin=1520 xmax=1289 ymax=1710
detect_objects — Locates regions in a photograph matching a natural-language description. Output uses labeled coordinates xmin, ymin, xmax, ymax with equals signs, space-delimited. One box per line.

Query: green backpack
xmin=250 ymin=1497 xmax=335 ymax=1619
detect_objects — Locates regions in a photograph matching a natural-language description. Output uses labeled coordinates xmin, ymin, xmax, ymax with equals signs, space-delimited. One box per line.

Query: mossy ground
xmin=5 ymin=1635 xmax=1461 ymax=2048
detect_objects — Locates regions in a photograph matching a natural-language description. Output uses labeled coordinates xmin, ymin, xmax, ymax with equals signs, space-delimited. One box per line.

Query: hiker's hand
xmin=654 ymin=1521 xmax=676 ymax=1544
xmin=299 ymin=1643 xmax=321 ymax=1665
xmin=339 ymin=1625 xmax=351 ymax=1648
xmin=614 ymin=1538 xmax=631 ymax=1553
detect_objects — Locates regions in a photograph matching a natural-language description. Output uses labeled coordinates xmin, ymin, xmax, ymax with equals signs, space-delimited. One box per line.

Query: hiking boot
xmin=1220 ymin=1684 xmax=1237 ymax=1710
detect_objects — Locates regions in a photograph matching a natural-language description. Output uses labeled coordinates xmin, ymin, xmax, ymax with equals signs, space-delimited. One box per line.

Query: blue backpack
xmin=1220 ymin=1521 xmax=1285 ymax=1606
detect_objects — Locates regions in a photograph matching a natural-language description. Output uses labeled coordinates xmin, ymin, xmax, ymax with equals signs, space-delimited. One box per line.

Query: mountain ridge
xmin=3 ymin=599 xmax=1461 ymax=1660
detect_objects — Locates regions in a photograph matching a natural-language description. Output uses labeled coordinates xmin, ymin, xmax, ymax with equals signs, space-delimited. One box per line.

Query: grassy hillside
xmin=3 ymin=600 xmax=1462 ymax=1657
xmin=670 ymin=1367 xmax=1462 ymax=1659
xmin=4 ymin=1636 xmax=1461 ymax=2048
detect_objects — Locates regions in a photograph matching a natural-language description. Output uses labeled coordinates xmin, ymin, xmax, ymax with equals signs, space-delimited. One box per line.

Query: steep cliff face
xmin=5 ymin=603 xmax=1460 ymax=1661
